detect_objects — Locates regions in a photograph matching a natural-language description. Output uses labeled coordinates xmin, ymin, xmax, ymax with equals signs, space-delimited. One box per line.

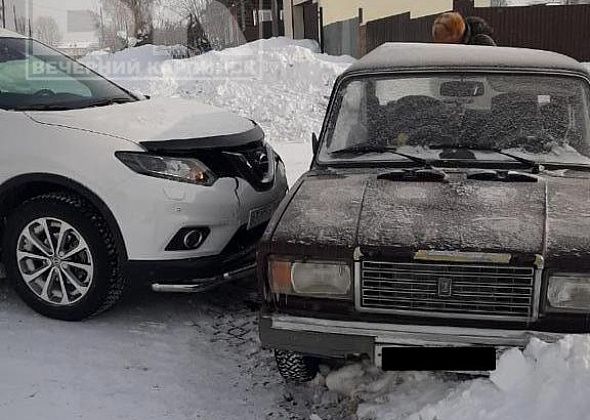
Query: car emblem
xmin=438 ymin=277 xmax=452 ymax=297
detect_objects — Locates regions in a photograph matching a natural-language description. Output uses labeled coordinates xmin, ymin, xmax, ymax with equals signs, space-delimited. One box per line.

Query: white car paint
xmin=27 ymin=97 xmax=256 ymax=142
xmin=0 ymin=30 xmax=287 ymax=264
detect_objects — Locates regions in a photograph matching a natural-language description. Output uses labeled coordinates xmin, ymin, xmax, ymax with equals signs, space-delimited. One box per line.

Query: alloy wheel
xmin=16 ymin=217 xmax=94 ymax=306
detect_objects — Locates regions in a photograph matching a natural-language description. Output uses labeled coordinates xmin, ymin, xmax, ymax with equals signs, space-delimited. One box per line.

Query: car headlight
xmin=269 ymin=259 xmax=352 ymax=299
xmin=116 ymin=152 xmax=216 ymax=186
xmin=261 ymin=142 xmax=276 ymax=184
xmin=547 ymin=274 xmax=590 ymax=311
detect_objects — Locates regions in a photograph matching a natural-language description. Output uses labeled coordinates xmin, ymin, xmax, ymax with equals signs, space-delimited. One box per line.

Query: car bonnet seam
xmin=23 ymin=112 xmax=139 ymax=147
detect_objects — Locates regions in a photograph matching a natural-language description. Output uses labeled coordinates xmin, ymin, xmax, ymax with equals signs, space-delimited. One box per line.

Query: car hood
xmin=25 ymin=97 xmax=255 ymax=144
xmin=272 ymin=172 xmax=590 ymax=261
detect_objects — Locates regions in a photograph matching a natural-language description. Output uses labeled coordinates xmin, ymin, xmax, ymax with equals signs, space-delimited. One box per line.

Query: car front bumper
xmin=111 ymin=161 xmax=288 ymax=262
xmin=259 ymin=314 xmax=567 ymax=367
xmin=126 ymin=244 xmax=257 ymax=292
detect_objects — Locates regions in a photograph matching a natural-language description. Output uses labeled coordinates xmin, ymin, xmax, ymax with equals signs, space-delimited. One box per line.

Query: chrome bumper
xmin=264 ymin=314 xmax=566 ymax=366
xmin=151 ymin=263 xmax=256 ymax=293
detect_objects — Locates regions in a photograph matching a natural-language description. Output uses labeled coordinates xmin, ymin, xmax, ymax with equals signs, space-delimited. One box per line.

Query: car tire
xmin=274 ymin=350 xmax=319 ymax=383
xmin=2 ymin=192 xmax=127 ymax=321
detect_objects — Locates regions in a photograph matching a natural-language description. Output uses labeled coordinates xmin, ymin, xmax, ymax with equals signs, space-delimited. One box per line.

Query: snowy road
xmin=0 ymin=279 xmax=298 ymax=420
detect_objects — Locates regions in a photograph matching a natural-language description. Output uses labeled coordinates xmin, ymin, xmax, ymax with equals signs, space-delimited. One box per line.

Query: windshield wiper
xmin=430 ymin=145 xmax=542 ymax=173
xmin=17 ymin=104 xmax=77 ymax=111
xmin=15 ymin=97 xmax=134 ymax=112
xmin=84 ymin=97 xmax=135 ymax=108
xmin=330 ymin=144 xmax=432 ymax=167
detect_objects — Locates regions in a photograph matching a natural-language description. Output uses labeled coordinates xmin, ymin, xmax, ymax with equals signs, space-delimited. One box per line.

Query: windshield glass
xmin=0 ymin=38 xmax=136 ymax=111
xmin=319 ymin=74 xmax=590 ymax=167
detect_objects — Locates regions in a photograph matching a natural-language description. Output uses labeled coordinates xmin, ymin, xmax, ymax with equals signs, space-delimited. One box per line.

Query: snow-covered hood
xmin=272 ymin=171 xmax=590 ymax=262
xmin=25 ymin=97 xmax=256 ymax=144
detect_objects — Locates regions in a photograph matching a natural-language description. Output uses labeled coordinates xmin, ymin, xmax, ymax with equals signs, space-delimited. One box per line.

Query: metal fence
xmin=365 ymin=0 xmax=590 ymax=61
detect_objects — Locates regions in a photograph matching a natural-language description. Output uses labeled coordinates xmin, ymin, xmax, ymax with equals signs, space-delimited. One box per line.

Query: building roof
xmin=345 ymin=43 xmax=586 ymax=75
xmin=0 ymin=28 xmax=26 ymax=38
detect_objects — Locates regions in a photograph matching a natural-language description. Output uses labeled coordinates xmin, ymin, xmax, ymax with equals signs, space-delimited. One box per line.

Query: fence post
xmin=319 ymin=6 xmax=324 ymax=53
xmin=13 ymin=4 xmax=17 ymax=33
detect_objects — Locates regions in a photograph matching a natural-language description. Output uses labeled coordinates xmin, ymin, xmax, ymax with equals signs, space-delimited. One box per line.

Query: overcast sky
xmin=4 ymin=0 xmax=98 ymax=43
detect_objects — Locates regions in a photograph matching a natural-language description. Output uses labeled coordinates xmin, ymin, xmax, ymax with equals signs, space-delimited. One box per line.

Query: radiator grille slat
xmin=360 ymin=261 xmax=535 ymax=319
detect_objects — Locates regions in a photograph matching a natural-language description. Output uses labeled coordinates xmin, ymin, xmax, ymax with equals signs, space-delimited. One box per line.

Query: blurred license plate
xmin=248 ymin=204 xmax=274 ymax=230
xmin=380 ymin=347 xmax=496 ymax=371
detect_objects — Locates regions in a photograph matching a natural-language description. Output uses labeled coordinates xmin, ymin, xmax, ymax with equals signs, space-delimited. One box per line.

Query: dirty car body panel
xmin=258 ymin=43 xmax=590 ymax=371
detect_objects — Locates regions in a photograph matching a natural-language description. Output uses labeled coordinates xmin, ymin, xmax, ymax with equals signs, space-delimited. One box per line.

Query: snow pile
xmin=81 ymin=38 xmax=354 ymax=184
xmin=81 ymin=45 xmax=189 ymax=93
xmin=323 ymin=335 xmax=590 ymax=420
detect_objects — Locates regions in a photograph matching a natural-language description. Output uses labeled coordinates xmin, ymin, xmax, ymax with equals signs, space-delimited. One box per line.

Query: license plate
xmin=380 ymin=347 xmax=496 ymax=371
xmin=247 ymin=204 xmax=274 ymax=230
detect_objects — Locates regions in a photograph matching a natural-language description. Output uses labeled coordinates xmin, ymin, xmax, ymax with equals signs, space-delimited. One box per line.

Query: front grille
xmin=192 ymin=141 xmax=273 ymax=191
xmin=360 ymin=261 xmax=535 ymax=320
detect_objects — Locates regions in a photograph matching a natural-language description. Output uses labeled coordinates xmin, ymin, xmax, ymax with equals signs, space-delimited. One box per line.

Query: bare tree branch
xmin=34 ymin=16 xmax=62 ymax=46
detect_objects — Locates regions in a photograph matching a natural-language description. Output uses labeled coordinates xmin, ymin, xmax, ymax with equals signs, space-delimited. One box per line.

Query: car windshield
xmin=0 ymin=37 xmax=136 ymax=111
xmin=319 ymin=73 xmax=590 ymax=167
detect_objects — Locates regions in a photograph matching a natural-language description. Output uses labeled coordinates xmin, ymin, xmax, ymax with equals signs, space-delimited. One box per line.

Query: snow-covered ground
xmin=0 ymin=281 xmax=281 ymax=420
xmin=3 ymin=38 xmax=590 ymax=420
xmin=325 ymin=337 xmax=590 ymax=420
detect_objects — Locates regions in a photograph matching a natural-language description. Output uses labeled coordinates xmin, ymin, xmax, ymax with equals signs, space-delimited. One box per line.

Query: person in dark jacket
xmin=432 ymin=12 xmax=497 ymax=46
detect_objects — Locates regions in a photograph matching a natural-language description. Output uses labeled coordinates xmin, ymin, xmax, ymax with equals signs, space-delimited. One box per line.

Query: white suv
xmin=0 ymin=30 xmax=288 ymax=320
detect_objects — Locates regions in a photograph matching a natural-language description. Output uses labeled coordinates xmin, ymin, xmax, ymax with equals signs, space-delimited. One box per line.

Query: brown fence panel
xmin=365 ymin=1 xmax=590 ymax=61
xmin=365 ymin=12 xmax=438 ymax=54
xmin=303 ymin=2 xmax=319 ymax=42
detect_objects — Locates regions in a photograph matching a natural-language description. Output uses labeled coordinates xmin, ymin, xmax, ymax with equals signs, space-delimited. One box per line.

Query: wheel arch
xmin=0 ymin=173 xmax=128 ymax=260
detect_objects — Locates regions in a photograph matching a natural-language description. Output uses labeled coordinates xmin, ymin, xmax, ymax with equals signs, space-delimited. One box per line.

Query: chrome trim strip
xmin=414 ymin=250 xmax=512 ymax=264
xmin=354 ymin=306 xmax=531 ymax=322
xmin=269 ymin=315 xmax=566 ymax=347
xmin=532 ymin=254 xmax=545 ymax=320
xmin=354 ymin=256 xmax=362 ymax=311
xmin=151 ymin=263 xmax=256 ymax=293
xmin=363 ymin=261 xmax=533 ymax=274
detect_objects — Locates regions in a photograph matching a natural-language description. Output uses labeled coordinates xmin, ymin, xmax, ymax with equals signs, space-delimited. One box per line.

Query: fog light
xmin=166 ymin=227 xmax=210 ymax=251
xmin=183 ymin=230 xmax=204 ymax=249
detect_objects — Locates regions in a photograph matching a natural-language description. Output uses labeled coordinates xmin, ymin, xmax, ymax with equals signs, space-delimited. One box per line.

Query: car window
xmin=0 ymin=55 xmax=92 ymax=97
xmin=320 ymin=74 xmax=590 ymax=167
xmin=0 ymin=38 xmax=136 ymax=111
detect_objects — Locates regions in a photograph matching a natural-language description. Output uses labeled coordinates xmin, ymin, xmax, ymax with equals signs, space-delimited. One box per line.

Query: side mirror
xmin=312 ymin=132 xmax=320 ymax=155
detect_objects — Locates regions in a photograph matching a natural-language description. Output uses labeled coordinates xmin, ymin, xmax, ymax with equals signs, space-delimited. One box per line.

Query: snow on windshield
xmin=320 ymin=74 xmax=590 ymax=166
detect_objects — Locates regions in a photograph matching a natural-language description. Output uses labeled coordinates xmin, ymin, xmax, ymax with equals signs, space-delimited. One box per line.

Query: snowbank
xmin=324 ymin=335 xmax=590 ymax=420
xmin=81 ymin=44 xmax=189 ymax=93
xmin=81 ymin=38 xmax=354 ymax=184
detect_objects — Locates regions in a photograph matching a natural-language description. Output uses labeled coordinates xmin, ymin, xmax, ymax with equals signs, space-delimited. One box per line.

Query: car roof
xmin=0 ymin=28 xmax=26 ymax=38
xmin=345 ymin=43 xmax=587 ymax=76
